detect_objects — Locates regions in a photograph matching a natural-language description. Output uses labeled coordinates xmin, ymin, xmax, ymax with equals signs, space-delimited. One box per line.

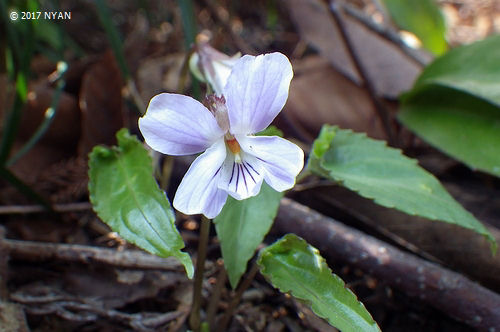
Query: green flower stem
xmin=189 ymin=215 xmax=211 ymax=331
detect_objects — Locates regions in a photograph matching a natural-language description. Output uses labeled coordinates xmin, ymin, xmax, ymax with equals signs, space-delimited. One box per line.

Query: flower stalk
xmin=189 ymin=216 xmax=211 ymax=331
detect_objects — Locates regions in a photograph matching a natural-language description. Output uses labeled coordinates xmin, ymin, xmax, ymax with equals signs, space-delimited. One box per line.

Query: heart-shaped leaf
xmin=89 ymin=129 xmax=193 ymax=277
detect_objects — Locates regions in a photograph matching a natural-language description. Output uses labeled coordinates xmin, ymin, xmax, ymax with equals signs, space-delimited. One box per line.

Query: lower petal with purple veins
xmin=218 ymin=151 xmax=264 ymax=200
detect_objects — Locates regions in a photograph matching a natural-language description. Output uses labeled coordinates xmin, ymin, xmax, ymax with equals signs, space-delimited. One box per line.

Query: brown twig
xmin=4 ymin=239 xmax=182 ymax=271
xmin=329 ymin=1 xmax=396 ymax=145
xmin=341 ymin=3 xmax=430 ymax=67
xmin=206 ymin=259 xmax=227 ymax=330
xmin=218 ymin=261 xmax=260 ymax=331
xmin=0 ymin=227 xmax=9 ymax=299
xmin=11 ymin=294 xmax=182 ymax=331
xmin=273 ymin=198 xmax=500 ymax=331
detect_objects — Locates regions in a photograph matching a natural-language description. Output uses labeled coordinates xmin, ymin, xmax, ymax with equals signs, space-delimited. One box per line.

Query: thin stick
xmin=206 ymin=260 xmax=227 ymax=330
xmin=11 ymin=296 xmax=183 ymax=329
xmin=0 ymin=227 xmax=8 ymax=299
xmin=341 ymin=3 xmax=429 ymax=67
xmin=189 ymin=216 xmax=211 ymax=331
xmin=218 ymin=261 xmax=259 ymax=331
xmin=329 ymin=1 xmax=396 ymax=145
xmin=4 ymin=238 xmax=182 ymax=271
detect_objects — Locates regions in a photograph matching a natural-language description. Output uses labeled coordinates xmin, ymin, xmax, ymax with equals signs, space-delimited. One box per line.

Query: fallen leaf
xmin=19 ymin=82 xmax=80 ymax=151
xmin=284 ymin=0 xmax=429 ymax=98
xmin=284 ymin=56 xmax=387 ymax=141
xmin=78 ymin=50 xmax=124 ymax=156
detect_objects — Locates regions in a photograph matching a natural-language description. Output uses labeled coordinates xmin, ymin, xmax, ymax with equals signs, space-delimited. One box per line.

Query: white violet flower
xmin=139 ymin=52 xmax=304 ymax=218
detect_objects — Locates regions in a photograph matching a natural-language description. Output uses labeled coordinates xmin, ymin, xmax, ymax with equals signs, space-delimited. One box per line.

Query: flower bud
xmin=189 ymin=32 xmax=241 ymax=95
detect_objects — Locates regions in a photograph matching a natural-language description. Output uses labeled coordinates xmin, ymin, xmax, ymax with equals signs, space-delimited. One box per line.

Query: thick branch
xmin=273 ymin=198 xmax=500 ymax=331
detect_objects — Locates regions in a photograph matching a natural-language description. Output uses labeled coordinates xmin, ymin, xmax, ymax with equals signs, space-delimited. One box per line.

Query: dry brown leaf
xmin=284 ymin=0 xmax=428 ymax=98
xmin=19 ymin=83 xmax=80 ymax=151
xmin=5 ymin=81 xmax=81 ymax=199
xmin=284 ymin=56 xmax=386 ymax=140
xmin=78 ymin=50 xmax=124 ymax=156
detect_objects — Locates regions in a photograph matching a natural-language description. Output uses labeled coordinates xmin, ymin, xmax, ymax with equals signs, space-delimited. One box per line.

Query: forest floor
xmin=1 ymin=0 xmax=499 ymax=331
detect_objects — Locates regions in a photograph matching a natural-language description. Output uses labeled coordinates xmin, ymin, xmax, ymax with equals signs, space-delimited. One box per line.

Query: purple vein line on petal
xmin=229 ymin=161 xmax=236 ymax=185
xmin=240 ymin=163 xmax=248 ymax=194
xmin=235 ymin=163 xmax=240 ymax=192
xmin=242 ymin=162 xmax=256 ymax=183
xmin=245 ymin=161 xmax=260 ymax=176
xmin=212 ymin=166 xmax=222 ymax=180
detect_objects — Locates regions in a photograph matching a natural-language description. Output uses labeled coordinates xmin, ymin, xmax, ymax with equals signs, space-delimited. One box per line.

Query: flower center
xmin=226 ymin=137 xmax=241 ymax=155
xmin=225 ymin=133 xmax=242 ymax=162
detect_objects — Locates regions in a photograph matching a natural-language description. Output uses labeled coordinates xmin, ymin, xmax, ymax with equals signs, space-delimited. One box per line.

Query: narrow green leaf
xmin=215 ymin=183 xmax=283 ymax=288
xmin=308 ymin=125 xmax=496 ymax=251
xmin=399 ymin=35 xmax=500 ymax=178
xmin=258 ymin=234 xmax=380 ymax=332
xmin=382 ymin=0 xmax=447 ymax=55
xmin=88 ymin=129 xmax=193 ymax=277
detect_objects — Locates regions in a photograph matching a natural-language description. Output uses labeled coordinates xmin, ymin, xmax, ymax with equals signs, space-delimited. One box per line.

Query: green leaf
xmin=410 ymin=34 xmax=500 ymax=106
xmin=307 ymin=125 xmax=336 ymax=179
xmin=215 ymin=183 xmax=283 ymax=288
xmin=382 ymin=0 xmax=447 ymax=55
xmin=258 ymin=234 xmax=380 ymax=332
xmin=399 ymin=35 xmax=500 ymax=178
xmin=400 ymin=86 xmax=500 ymax=177
xmin=88 ymin=129 xmax=193 ymax=278
xmin=256 ymin=125 xmax=283 ymax=137
xmin=308 ymin=125 xmax=496 ymax=251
